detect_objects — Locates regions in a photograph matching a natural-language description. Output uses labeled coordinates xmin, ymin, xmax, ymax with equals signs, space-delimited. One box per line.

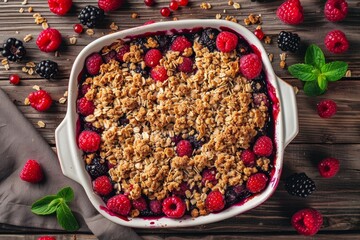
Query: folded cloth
xmin=0 ymin=89 xmax=141 ymax=240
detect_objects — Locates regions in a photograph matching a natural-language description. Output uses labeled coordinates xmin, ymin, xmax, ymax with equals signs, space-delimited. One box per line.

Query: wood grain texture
xmin=0 ymin=0 xmax=359 ymax=239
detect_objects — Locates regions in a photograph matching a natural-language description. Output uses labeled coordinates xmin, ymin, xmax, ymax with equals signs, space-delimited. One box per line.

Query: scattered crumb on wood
xmin=37 ymin=121 xmax=46 ymax=128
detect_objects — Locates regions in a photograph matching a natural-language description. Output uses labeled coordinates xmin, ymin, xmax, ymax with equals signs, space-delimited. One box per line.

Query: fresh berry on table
xmin=1 ymin=38 xmax=26 ymax=62
xmin=317 ymin=99 xmax=337 ymax=118
xmin=160 ymin=7 xmax=171 ymax=17
xmin=144 ymin=0 xmax=155 ymax=7
xmin=277 ymin=31 xmax=300 ymax=52
xmin=36 ymin=60 xmax=59 ymax=79
xmin=291 ymin=208 xmax=323 ymax=236
xmin=28 ymin=90 xmax=53 ymax=112
xmin=169 ymin=1 xmax=179 ymax=11
xmin=106 ymin=194 xmax=132 ymax=216
xmin=162 ymin=196 xmax=186 ymax=218
xmin=324 ymin=30 xmax=349 ymax=54
xmin=276 ymin=0 xmax=304 ymax=25
xmin=73 ymin=24 xmax=83 ymax=34
xmin=20 ymin=159 xmax=44 ymax=183
xmin=254 ymin=28 xmax=265 ymax=41
xmin=38 ymin=236 xmax=56 ymax=240
xmin=78 ymin=130 xmax=101 ymax=152
xmin=240 ymin=53 xmax=263 ymax=80
xmin=9 ymin=74 xmax=20 ymax=85
xmin=36 ymin=28 xmax=62 ymax=52
xmin=324 ymin=0 xmax=348 ymax=22
xmin=318 ymin=157 xmax=340 ymax=178
xmin=92 ymin=175 xmax=113 ymax=196
xmin=98 ymin=0 xmax=125 ymax=12
xmin=178 ymin=0 xmax=189 ymax=6
xmin=48 ymin=0 xmax=72 ymax=16
xmin=285 ymin=173 xmax=316 ymax=198
xmin=78 ymin=5 xmax=104 ymax=28
xmin=246 ymin=173 xmax=268 ymax=193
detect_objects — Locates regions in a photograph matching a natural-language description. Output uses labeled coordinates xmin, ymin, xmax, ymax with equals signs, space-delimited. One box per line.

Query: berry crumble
xmin=76 ymin=28 xmax=276 ymax=219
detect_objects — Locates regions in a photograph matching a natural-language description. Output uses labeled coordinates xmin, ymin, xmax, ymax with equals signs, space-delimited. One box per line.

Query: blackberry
xmin=277 ymin=31 xmax=300 ymax=52
xmin=251 ymin=71 xmax=267 ymax=93
xmin=118 ymin=114 xmax=129 ymax=126
xmin=36 ymin=60 xmax=58 ymax=79
xmin=1 ymin=38 xmax=26 ymax=62
xmin=78 ymin=5 xmax=104 ymax=28
xmin=285 ymin=173 xmax=316 ymax=198
xmin=187 ymin=135 xmax=204 ymax=150
xmin=198 ymin=28 xmax=219 ymax=52
xmin=85 ymin=157 xmax=108 ymax=179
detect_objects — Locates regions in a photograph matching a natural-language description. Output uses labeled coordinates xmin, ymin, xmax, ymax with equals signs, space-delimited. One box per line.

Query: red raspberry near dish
xmin=36 ymin=28 xmax=62 ymax=52
xmin=216 ymin=31 xmax=238 ymax=53
xmin=144 ymin=49 xmax=163 ymax=67
xmin=239 ymin=53 xmax=262 ymax=80
xmin=149 ymin=199 xmax=163 ymax=215
xmin=162 ymin=196 xmax=186 ymax=218
xmin=178 ymin=0 xmax=189 ymax=6
xmin=86 ymin=52 xmax=103 ymax=75
xmin=107 ymin=194 xmax=131 ymax=216
xmin=116 ymin=45 xmax=130 ymax=62
xmin=98 ymin=0 xmax=125 ymax=12
xmin=92 ymin=176 xmax=113 ymax=196
xmin=318 ymin=157 xmax=340 ymax=178
xmin=144 ymin=0 xmax=155 ymax=7
xmin=78 ymin=130 xmax=101 ymax=152
xmin=38 ymin=236 xmax=56 ymax=240
xmin=201 ymin=168 xmax=218 ymax=186
xmin=169 ymin=1 xmax=179 ymax=10
xmin=205 ymin=190 xmax=225 ymax=212
xmin=9 ymin=74 xmax=20 ymax=85
xmin=276 ymin=0 xmax=304 ymax=25
xmin=246 ymin=173 xmax=268 ymax=193
xmin=324 ymin=0 xmax=348 ymax=22
xmin=177 ymin=57 xmax=193 ymax=73
xmin=241 ymin=149 xmax=256 ymax=166
xmin=317 ymin=99 xmax=337 ymax=118
xmin=291 ymin=208 xmax=323 ymax=236
xmin=253 ymin=136 xmax=273 ymax=157
xmin=77 ymin=97 xmax=95 ymax=116
xmin=73 ymin=24 xmax=83 ymax=34
xmin=176 ymin=140 xmax=193 ymax=157
xmin=324 ymin=30 xmax=349 ymax=54
xmin=28 ymin=90 xmax=53 ymax=112
xmin=160 ymin=7 xmax=171 ymax=17
xmin=48 ymin=0 xmax=72 ymax=15
xmin=171 ymin=36 xmax=192 ymax=53
xmin=20 ymin=159 xmax=44 ymax=183
xmin=150 ymin=65 xmax=168 ymax=82
xmin=132 ymin=197 xmax=148 ymax=211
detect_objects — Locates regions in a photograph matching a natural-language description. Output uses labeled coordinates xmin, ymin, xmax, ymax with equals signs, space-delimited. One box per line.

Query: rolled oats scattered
xmin=21 ymin=0 xmax=27 ymax=5
xmin=59 ymin=97 xmax=67 ymax=104
xmin=37 ymin=121 xmax=46 ymax=128
xmin=28 ymin=67 xmax=34 ymax=75
xmin=215 ymin=14 xmax=222 ymax=19
xmin=23 ymin=34 xmax=32 ymax=42
xmin=19 ymin=8 xmax=25 ymax=13
xmin=69 ymin=36 xmax=77 ymax=45
xmin=110 ymin=22 xmax=119 ymax=31
xmin=32 ymin=85 xmax=41 ymax=91
xmin=228 ymin=0 xmax=234 ymax=5
xmin=24 ymin=97 xmax=30 ymax=105
xmin=280 ymin=60 xmax=286 ymax=69
xmin=200 ymin=2 xmax=212 ymax=10
xmin=268 ymin=53 xmax=274 ymax=62
xmin=131 ymin=12 xmax=138 ymax=19
xmin=86 ymin=29 xmax=95 ymax=36
xmin=233 ymin=2 xmax=241 ymax=9
xmin=293 ymin=86 xmax=299 ymax=94
xmin=345 ymin=69 xmax=351 ymax=77
xmin=279 ymin=53 xmax=287 ymax=61
xmin=42 ymin=22 xmax=49 ymax=29
xmin=22 ymin=67 xmax=28 ymax=73
xmin=26 ymin=62 xmax=36 ymax=68
xmin=28 ymin=6 xmax=33 ymax=12
xmin=264 ymin=36 xmax=271 ymax=44
xmin=63 ymin=91 xmax=68 ymax=97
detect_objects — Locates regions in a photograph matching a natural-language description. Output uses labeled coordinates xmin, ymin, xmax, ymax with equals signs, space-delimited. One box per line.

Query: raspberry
xmin=116 ymin=45 xmax=130 ymax=62
xmin=324 ymin=30 xmax=349 ymax=54
xmin=239 ymin=53 xmax=263 ymax=80
xmin=177 ymin=57 xmax=193 ymax=73
xmin=80 ymin=84 xmax=90 ymax=96
xmin=92 ymin=175 xmax=113 ymax=196
xmin=291 ymin=208 xmax=323 ymax=236
xmin=28 ymin=90 xmax=53 ymax=112
xmin=317 ymin=99 xmax=337 ymax=118
xmin=132 ymin=197 xmax=148 ymax=211
xmin=20 ymin=159 xmax=44 ymax=183
xmin=205 ymin=190 xmax=225 ymax=212
xmin=253 ymin=136 xmax=273 ymax=157
xmin=172 ymin=182 xmax=189 ymax=197
xmin=318 ymin=157 xmax=340 ymax=178
xmin=171 ymin=36 xmax=192 ymax=53
xmin=144 ymin=49 xmax=163 ymax=68
xmin=201 ymin=168 xmax=218 ymax=186
xmin=107 ymin=194 xmax=131 ymax=216
xmin=276 ymin=0 xmax=304 ymax=25
xmin=103 ymin=50 xmax=116 ymax=63
xmin=38 ymin=237 xmax=56 ymax=240
xmin=285 ymin=173 xmax=316 ymax=198
xmin=246 ymin=173 xmax=268 ymax=193
xmin=162 ymin=196 xmax=186 ymax=218
xmin=36 ymin=28 xmax=62 ymax=52
xmin=77 ymin=97 xmax=95 ymax=116
xmin=48 ymin=0 xmax=72 ymax=15
xmin=277 ymin=31 xmax=301 ymax=52
xmin=324 ymin=0 xmax=348 ymax=22
xmin=86 ymin=52 xmax=103 ymax=75
xmin=78 ymin=130 xmax=101 ymax=152
xmin=98 ymin=0 xmax=125 ymax=12
xmin=150 ymin=65 xmax=168 ymax=82
xmin=9 ymin=74 xmax=20 ymax=85
xmin=216 ymin=31 xmax=238 ymax=53
xmin=241 ymin=149 xmax=256 ymax=167
xmin=149 ymin=199 xmax=163 ymax=215
xmin=176 ymin=140 xmax=193 ymax=157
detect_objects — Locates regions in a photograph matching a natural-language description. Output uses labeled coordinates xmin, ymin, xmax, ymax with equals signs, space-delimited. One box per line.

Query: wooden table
xmin=0 ymin=0 xmax=359 ymax=239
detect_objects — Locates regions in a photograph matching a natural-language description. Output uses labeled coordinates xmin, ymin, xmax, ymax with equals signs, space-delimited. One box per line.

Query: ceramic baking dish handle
xmin=55 ymin=117 xmax=80 ymax=183
xmin=276 ymin=76 xmax=299 ymax=147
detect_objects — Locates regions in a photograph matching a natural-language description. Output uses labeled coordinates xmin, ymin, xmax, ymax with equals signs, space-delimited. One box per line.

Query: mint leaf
xmin=304 ymin=80 xmax=325 ymax=96
xmin=317 ymin=74 xmax=328 ymax=91
xmin=56 ymin=202 xmax=79 ymax=231
xmin=31 ymin=195 xmax=59 ymax=215
xmin=321 ymin=61 xmax=348 ymax=82
xmin=57 ymin=187 xmax=74 ymax=203
xmin=288 ymin=64 xmax=317 ymax=81
xmin=305 ymin=44 xmax=325 ymax=69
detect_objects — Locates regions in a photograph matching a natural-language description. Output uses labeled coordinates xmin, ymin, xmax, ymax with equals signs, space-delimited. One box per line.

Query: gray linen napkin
xmin=0 ymin=89 xmax=141 ymax=240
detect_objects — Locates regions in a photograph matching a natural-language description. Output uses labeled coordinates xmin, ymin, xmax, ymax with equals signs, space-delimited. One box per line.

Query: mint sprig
xmin=288 ymin=44 xmax=348 ymax=96
xmin=31 ymin=187 xmax=79 ymax=231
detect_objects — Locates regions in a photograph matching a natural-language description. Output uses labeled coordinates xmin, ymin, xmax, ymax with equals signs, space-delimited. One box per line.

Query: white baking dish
xmin=55 ymin=19 xmax=298 ymax=228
